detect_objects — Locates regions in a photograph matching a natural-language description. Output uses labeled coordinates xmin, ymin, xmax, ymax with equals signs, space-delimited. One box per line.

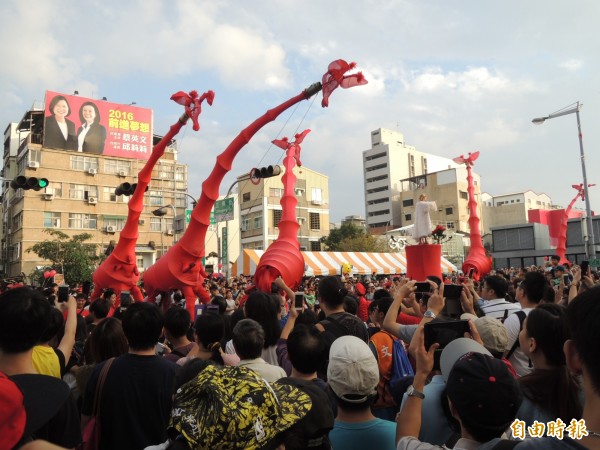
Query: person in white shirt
xmin=503 ymin=272 xmax=546 ymax=377
xmin=477 ymin=275 xmax=521 ymax=321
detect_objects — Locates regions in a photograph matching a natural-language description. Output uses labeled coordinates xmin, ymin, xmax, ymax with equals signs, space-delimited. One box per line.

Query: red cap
xmin=385 ymin=282 xmax=392 ymax=288
xmin=0 ymin=372 xmax=26 ymax=450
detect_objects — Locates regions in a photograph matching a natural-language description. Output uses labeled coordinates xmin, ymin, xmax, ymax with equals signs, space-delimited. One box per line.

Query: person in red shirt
xmin=355 ymin=282 xmax=370 ymax=322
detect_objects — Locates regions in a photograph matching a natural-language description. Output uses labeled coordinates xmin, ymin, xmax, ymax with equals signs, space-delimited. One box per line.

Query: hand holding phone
xmin=58 ymin=285 xmax=70 ymax=303
xmin=294 ymin=292 xmax=304 ymax=310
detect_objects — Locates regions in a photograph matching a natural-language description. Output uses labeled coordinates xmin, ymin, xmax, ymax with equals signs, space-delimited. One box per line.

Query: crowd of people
xmin=1 ymin=256 xmax=599 ymax=449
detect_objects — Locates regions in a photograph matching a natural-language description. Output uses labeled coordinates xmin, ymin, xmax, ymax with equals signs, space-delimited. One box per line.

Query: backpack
xmin=370 ymin=331 xmax=415 ymax=407
xmin=506 ymin=310 xmax=527 ymax=361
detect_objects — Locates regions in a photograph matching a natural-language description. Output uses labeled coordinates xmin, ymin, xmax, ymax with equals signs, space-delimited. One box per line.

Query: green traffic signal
xmin=10 ymin=176 xmax=49 ymax=191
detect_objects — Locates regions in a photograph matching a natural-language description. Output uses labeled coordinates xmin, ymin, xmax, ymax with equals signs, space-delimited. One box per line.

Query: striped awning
xmin=232 ymin=249 xmax=457 ymax=277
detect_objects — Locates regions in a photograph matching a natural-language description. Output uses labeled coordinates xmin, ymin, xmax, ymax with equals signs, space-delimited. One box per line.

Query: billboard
xmin=43 ymin=90 xmax=153 ymax=160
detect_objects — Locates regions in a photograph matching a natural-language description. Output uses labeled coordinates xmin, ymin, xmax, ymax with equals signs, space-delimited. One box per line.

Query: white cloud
xmin=559 ymin=59 xmax=583 ymax=71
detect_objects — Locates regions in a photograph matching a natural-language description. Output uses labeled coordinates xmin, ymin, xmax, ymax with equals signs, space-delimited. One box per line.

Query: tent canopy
xmin=232 ymin=249 xmax=457 ymax=277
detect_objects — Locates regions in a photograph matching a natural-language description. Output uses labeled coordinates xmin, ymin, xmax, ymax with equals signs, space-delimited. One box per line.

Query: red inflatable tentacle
xmin=143 ymin=86 xmax=323 ymax=317
xmin=556 ymin=186 xmax=583 ymax=265
xmin=461 ymin=159 xmax=492 ymax=279
xmin=255 ymin=131 xmax=310 ymax=293
xmin=91 ymin=91 xmax=211 ymax=302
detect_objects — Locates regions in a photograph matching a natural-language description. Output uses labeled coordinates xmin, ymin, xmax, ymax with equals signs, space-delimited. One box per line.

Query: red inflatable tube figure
xmin=452 ymin=152 xmax=492 ymax=280
xmin=254 ymin=130 xmax=311 ymax=293
xmin=143 ymin=60 xmax=367 ymax=318
xmin=90 ymin=90 xmax=214 ymax=303
xmin=555 ymin=183 xmax=594 ymax=265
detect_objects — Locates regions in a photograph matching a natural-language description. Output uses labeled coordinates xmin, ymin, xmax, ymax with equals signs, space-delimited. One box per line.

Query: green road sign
xmin=214 ymin=197 xmax=234 ymax=222
xmin=589 ymin=258 xmax=600 ymax=267
xmin=221 ymin=227 xmax=228 ymax=265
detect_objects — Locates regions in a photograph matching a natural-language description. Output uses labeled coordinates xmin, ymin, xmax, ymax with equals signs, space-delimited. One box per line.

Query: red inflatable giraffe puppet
xmin=90 ymin=90 xmax=214 ymax=303
xmin=143 ymin=59 xmax=367 ymax=317
xmin=254 ymin=130 xmax=311 ymax=293
xmin=453 ymin=151 xmax=492 ymax=280
xmin=555 ymin=183 xmax=595 ymax=265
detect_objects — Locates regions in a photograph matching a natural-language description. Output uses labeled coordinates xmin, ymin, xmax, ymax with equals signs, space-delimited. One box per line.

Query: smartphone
xmin=468 ymin=268 xmax=475 ymax=279
xmin=563 ymin=274 xmax=571 ymax=285
xmin=424 ymin=319 xmax=470 ymax=371
xmin=443 ymin=284 xmax=463 ymax=299
xmin=155 ymin=342 xmax=166 ymax=356
xmin=294 ymin=292 xmax=304 ymax=310
xmin=581 ymin=260 xmax=589 ymax=275
xmin=58 ymin=285 xmax=69 ymax=303
xmin=120 ymin=291 xmax=131 ymax=306
xmin=271 ymin=282 xmax=280 ymax=294
xmin=414 ymin=282 xmax=431 ymax=293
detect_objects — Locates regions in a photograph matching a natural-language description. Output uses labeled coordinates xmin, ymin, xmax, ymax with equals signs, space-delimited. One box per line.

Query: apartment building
xmin=1 ymin=93 xmax=190 ymax=278
xmin=363 ymin=128 xmax=458 ymax=233
xmin=237 ymin=165 xmax=329 ymax=251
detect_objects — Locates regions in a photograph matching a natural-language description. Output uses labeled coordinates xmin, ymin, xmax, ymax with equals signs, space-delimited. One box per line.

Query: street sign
xmin=221 ymin=227 xmax=228 ymax=265
xmin=589 ymin=258 xmax=600 ymax=267
xmin=214 ymin=197 xmax=234 ymax=222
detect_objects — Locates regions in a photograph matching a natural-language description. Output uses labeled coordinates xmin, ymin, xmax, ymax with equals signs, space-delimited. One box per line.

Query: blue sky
xmin=2 ymin=0 xmax=599 ymax=222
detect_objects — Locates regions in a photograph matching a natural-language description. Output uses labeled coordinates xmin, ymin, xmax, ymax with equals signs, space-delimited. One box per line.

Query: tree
xmin=320 ymin=223 xmax=389 ymax=252
xmin=27 ymin=229 xmax=100 ymax=285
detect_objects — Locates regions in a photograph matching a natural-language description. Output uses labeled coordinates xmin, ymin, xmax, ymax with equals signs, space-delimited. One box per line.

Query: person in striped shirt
xmin=476 ymin=275 xmax=521 ymax=322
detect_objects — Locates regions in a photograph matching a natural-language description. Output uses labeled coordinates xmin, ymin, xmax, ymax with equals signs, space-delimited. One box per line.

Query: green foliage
xmin=320 ymin=223 xmax=389 ymax=252
xmin=26 ymin=229 xmax=100 ymax=285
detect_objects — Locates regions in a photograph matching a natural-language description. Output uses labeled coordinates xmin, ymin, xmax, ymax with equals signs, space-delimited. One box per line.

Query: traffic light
xmin=10 ymin=176 xmax=49 ymax=191
xmin=115 ymin=183 xmax=149 ymax=196
xmin=249 ymin=165 xmax=282 ymax=184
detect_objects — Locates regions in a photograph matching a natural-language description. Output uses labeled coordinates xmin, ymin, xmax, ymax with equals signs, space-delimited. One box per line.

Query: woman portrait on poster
xmin=77 ymin=101 xmax=107 ymax=154
xmin=44 ymin=95 xmax=77 ymax=150
xmin=412 ymin=193 xmax=437 ymax=244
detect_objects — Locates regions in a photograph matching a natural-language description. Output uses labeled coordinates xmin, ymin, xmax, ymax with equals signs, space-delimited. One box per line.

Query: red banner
xmin=43 ymin=90 xmax=153 ymax=160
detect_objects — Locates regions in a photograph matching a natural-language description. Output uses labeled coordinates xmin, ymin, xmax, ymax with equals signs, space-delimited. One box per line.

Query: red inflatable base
xmin=406 ymin=244 xmax=442 ymax=281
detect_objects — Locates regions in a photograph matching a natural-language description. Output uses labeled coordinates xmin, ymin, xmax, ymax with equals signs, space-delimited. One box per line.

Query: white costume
xmin=412 ymin=200 xmax=437 ymax=239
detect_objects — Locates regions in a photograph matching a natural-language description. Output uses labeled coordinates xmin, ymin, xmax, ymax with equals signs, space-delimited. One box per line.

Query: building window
xmin=30 ymin=148 xmax=42 ymax=164
xmin=68 ymin=213 xmax=97 ymax=229
xmin=402 ymin=199 xmax=414 ymax=207
xmin=311 ymin=188 xmax=323 ymax=204
xmin=103 ymin=186 xmax=129 ymax=203
xmin=516 ymin=199 xmax=521 ymax=203
xmin=242 ymin=192 xmax=251 ymax=202
xmin=51 ymin=183 xmax=63 ymax=198
xmin=70 ymin=155 xmax=99 ymax=171
xmin=241 ymin=217 xmax=250 ymax=231
xmin=404 ymin=213 xmax=412 ymax=221
xmin=459 ymin=191 xmax=468 ymax=200
xmin=150 ymin=218 xmax=162 ymax=232
xmin=254 ymin=217 xmax=262 ymax=229
xmin=310 ymin=241 xmax=321 ymax=251
xmin=309 ymin=212 xmax=320 ymax=230
xmin=43 ymin=212 xmax=61 ymax=228
xmin=12 ymin=212 xmax=23 ymax=230
xmin=104 ymin=218 xmax=126 ymax=231
xmin=445 ymin=207 xmax=453 ymax=215
xmin=447 ymin=222 xmax=455 ymax=229
xmin=273 ymin=210 xmax=283 ymax=228
xmin=270 ymin=188 xmax=283 ymax=197
xmin=149 ymin=190 xmax=163 ymax=206
xmin=366 ymin=174 xmax=389 ymax=183
xmin=104 ymin=159 xmax=131 ymax=175
xmin=70 ymin=184 xmax=98 ymax=200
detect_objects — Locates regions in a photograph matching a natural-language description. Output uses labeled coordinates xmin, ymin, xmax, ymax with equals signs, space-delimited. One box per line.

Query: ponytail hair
xmin=318 ymin=276 xmax=348 ymax=308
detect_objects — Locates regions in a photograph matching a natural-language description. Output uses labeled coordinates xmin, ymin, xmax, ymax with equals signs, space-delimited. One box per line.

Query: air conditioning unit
xmin=311 ymin=199 xmax=323 ymax=205
xmin=138 ymin=219 xmax=145 ymax=226
xmin=105 ymin=226 xmax=116 ymax=233
xmin=28 ymin=161 xmax=39 ymax=169
xmin=87 ymin=168 xmax=97 ymax=175
xmin=43 ymin=193 xmax=54 ymax=201
xmin=166 ymin=229 xmax=174 ymax=236
xmin=44 ymin=187 xmax=54 ymax=195
xmin=88 ymin=197 xmax=98 ymax=204
xmin=118 ymin=170 xmax=127 ymax=177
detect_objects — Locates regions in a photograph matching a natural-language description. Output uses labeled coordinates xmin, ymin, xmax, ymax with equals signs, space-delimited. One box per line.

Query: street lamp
xmin=532 ymin=101 xmax=596 ymax=259
xmin=153 ymin=204 xmax=177 ymax=257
